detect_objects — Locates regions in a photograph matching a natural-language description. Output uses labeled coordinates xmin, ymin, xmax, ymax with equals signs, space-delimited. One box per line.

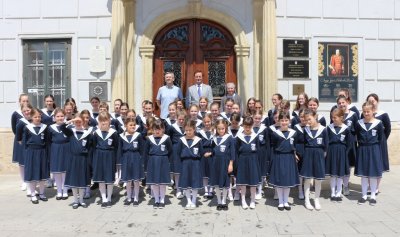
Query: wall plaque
xmin=283 ymin=39 xmax=309 ymax=58
xmin=283 ymin=60 xmax=309 ymax=78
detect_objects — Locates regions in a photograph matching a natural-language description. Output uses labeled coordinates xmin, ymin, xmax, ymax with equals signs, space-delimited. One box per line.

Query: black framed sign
xmin=283 ymin=60 xmax=309 ymax=78
xmin=283 ymin=39 xmax=309 ymax=58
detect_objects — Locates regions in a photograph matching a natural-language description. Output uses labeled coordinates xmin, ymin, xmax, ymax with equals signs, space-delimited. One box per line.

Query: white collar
xmin=72 ymin=127 xmax=93 ymax=141
xmin=117 ymin=116 xmax=124 ymax=125
xmin=228 ymin=126 xmax=243 ymax=137
xmin=148 ymin=134 xmax=169 ymax=145
xmin=180 ymin=136 xmax=201 ymax=148
xmin=120 ymin=132 xmax=140 ymax=143
xmin=50 ymin=124 xmax=63 ymax=133
xmin=304 ymin=125 xmax=325 ymax=139
xmin=253 ymin=124 xmax=267 ymax=134
xmin=26 ymin=123 xmax=47 ymax=135
xmin=95 ymin=128 xmax=116 ymax=140
xmin=19 ymin=117 xmax=30 ymax=125
xmin=198 ymin=130 xmax=213 ymax=140
xmin=16 ymin=109 xmax=23 ymax=117
xmin=269 ymin=124 xmax=277 ymax=132
xmin=195 ymin=119 xmax=203 ymax=127
xmin=328 ymin=123 xmax=348 ymax=135
xmin=295 ymin=124 xmax=304 ymax=133
xmin=172 ymin=123 xmax=184 ymax=135
xmin=213 ymin=134 xmax=230 ymax=146
xmin=164 ymin=118 xmax=174 ymax=126
xmin=345 ymin=111 xmax=355 ymax=120
xmin=41 ymin=108 xmax=54 ymax=117
xmin=374 ymin=110 xmax=386 ymax=117
xmin=274 ymin=128 xmax=296 ymax=140
xmin=237 ymin=131 xmax=258 ymax=144
xmin=358 ymin=119 xmax=381 ymax=131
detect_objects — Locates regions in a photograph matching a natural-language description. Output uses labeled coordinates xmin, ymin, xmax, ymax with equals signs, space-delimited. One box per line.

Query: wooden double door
xmin=152 ymin=19 xmax=237 ymax=114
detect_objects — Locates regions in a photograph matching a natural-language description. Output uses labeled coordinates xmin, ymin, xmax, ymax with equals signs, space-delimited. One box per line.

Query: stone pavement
xmin=1 ymin=167 xmax=400 ymax=237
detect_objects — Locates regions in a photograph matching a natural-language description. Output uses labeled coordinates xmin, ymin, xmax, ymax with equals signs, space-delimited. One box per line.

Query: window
xmin=23 ymin=39 xmax=71 ymax=108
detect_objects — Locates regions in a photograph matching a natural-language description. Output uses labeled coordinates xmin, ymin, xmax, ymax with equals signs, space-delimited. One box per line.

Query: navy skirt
xmin=65 ymin=154 xmax=90 ymax=188
xmin=325 ymin=143 xmax=350 ymax=178
xmin=355 ymin=144 xmax=383 ymax=178
xmin=146 ymin=155 xmax=170 ymax=185
xmin=179 ymin=158 xmax=203 ymax=190
xmin=300 ymin=147 xmax=326 ymax=180
xmin=269 ymin=152 xmax=299 ymax=188
xmin=50 ymin=143 xmax=70 ymax=173
xmin=172 ymin=143 xmax=182 ymax=174
xmin=236 ymin=153 xmax=261 ymax=186
xmin=121 ymin=151 xmax=144 ymax=182
xmin=92 ymin=149 xmax=116 ymax=184
xmin=24 ymin=147 xmax=49 ymax=182
xmin=210 ymin=154 xmax=231 ymax=189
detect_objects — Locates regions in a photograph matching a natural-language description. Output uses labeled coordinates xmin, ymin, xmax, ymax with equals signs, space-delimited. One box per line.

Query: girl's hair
xmin=184 ymin=120 xmax=197 ymax=130
xmin=44 ymin=94 xmax=57 ymax=109
xmin=168 ymin=101 xmax=177 ymax=109
xmin=331 ymin=108 xmax=344 ymax=118
xmin=308 ymin=97 xmax=320 ymax=106
xmin=338 ymin=88 xmax=351 ymax=100
xmin=298 ymin=107 xmax=307 ymax=116
xmin=336 ymin=95 xmax=350 ymax=104
xmin=176 ymin=109 xmax=187 ymax=118
xmin=174 ymin=98 xmax=185 ymax=110
xmin=99 ymin=102 xmax=109 ymax=111
xmin=215 ymin=119 xmax=228 ymax=133
xmin=230 ymin=112 xmax=242 ymax=123
xmin=30 ymin=108 xmax=41 ymax=117
xmin=210 ymin=101 xmax=220 ymax=109
xmin=253 ymin=110 xmax=263 ymax=117
xmin=19 ymin=93 xmax=29 ymax=102
xmin=254 ymin=99 xmax=263 ymax=107
xmin=90 ymin=96 xmax=100 ymax=103
xmin=126 ymin=109 xmax=136 ymax=116
xmin=242 ymin=116 xmax=254 ymax=126
xmin=124 ymin=117 xmax=136 ymax=126
xmin=53 ymin=107 xmax=65 ymax=116
xmin=280 ymin=100 xmax=290 ymax=110
xmin=189 ymin=104 xmax=199 ymax=111
xmin=225 ymin=98 xmax=235 ymax=105
xmin=366 ymin=93 xmax=379 ymax=103
xmin=98 ymin=111 xmax=111 ymax=122
xmin=233 ymin=102 xmax=241 ymax=109
xmin=80 ymin=109 xmax=91 ymax=117
xmin=199 ymin=96 xmax=208 ymax=103
xmin=273 ymin=93 xmax=283 ymax=101
xmin=202 ymin=113 xmax=212 ymax=122
xmin=64 ymin=101 xmax=75 ymax=110
xmin=278 ymin=111 xmax=290 ymax=120
xmin=303 ymin=108 xmax=316 ymax=117
xmin=362 ymin=101 xmax=374 ymax=110
xmin=21 ymin=103 xmax=34 ymax=111
xmin=273 ymin=108 xmax=281 ymax=116
xmin=114 ymin=98 xmax=123 ymax=104
xmin=120 ymin=102 xmax=129 ymax=109
xmin=65 ymin=97 xmax=78 ymax=114
xmin=294 ymin=92 xmax=309 ymax=111
xmin=246 ymin=97 xmax=257 ymax=115
xmin=143 ymin=100 xmax=153 ymax=107
xmin=152 ymin=119 xmax=165 ymax=130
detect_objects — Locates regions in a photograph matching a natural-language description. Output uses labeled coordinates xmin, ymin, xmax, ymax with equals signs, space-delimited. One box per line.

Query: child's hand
xmin=228 ymin=164 xmax=233 ymax=173
xmin=295 ymin=154 xmax=300 ymax=162
xmin=204 ymin=152 xmax=212 ymax=158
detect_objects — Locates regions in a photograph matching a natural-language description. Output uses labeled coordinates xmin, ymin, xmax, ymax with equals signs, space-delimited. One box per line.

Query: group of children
xmin=11 ymin=89 xmax=391 ymax=211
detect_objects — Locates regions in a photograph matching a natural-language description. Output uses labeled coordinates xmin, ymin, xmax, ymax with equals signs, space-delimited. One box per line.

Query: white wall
xmin=276 ymin=0 xmax=400 ymax=121
xmin=0 ymin=0 xmax=112 ymax=128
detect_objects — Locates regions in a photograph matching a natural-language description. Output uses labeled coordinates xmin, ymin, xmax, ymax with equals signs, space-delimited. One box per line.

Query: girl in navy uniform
xmin=269 ymin=111 xmax=299 ymax=211
xmin=64 ymin=114 xmax=93 ymax=209
xmin=48 ymin=108 xmax=71 ymax=200
xmin=144 ymin=119 xmax=173 ymax=209
xmin=308 ymin=97 xmax=327 ymax=127
xmin=117 ymin=118 xmax=144 ymax=206
xmin=64 ymin=102 xmax=75 ymax=122
xmin=228 ymin=113 xmax=242 ymax=201
xmin=189 ymin=104 xmax=203 ymax=131
xmin=236 ymin=117 xmax=261 ymax=210
xmin=209 ymin=102 xmax=221 ymax=125
xmin=367 ymin=93 xmax=390 ymax=195
xmin=177 ymin=120 xmax=204 ymax=209
xmin=198 ymin=97 xmax=210 ymax=119
xmin=41 ymin=95 xmax=56 ymax=125
xmin=198 ymin=114 xmax=214 ymax=199
xmin=136 ymin=100 xmax=158 ymax=137
xmin=11 ymin=94 xmax=30 ymax=191
xmin=291 ymin=93 xmax=309 ymax=127
xmin=220 ymin=98 xmax=234 ymax=122
xmin=355 ymin=102 xmax=384 ymax=205
xmin=337 ymin=95 xmax=358 ymax=196
xmin=330 ymin=88 xmax=360 ymax=123
xmin=268 ymin=108 xmax=281 ymax=200
xmin=292 ymin=108 xmax=306 ymax=200
xmin=254 ymin=100 xmax=268 ymax=127
xmin=267 ymin=93 xmax=283 ymax=125
xmin=167 ymin=110 xmax=186 ymax=199
xmin=163 ymin=102 xmax=177 ymax=130
xmin=89 ymin=96 xmax=101 ymax=120
xmin=115 ymin=102 xmax=129 ymax=133
xmin=21 ymin=108 xmax=49 ymax=204
xmin=92 ymin=112 xmax=119 ymax=208
xmin=253 ymin=110 xmax=270 ymax=200
xmin=210 ymin=120 xmax=235 ymax=211
xmin=326 ymin=108 xmax=351 ymax=202
xmin=245 ymin=97 xmax=256 ymax=116
xmin=300 ymin=108 xmax=329 ymax=210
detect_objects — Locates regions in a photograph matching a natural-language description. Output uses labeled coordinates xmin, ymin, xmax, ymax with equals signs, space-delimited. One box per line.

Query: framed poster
xmin=318 ymin=42 xmax=358 ymax=102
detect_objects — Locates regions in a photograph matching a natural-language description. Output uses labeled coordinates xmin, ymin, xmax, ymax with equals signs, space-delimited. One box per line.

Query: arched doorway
xmin=152 ymin=19 xmax=237 ymax=114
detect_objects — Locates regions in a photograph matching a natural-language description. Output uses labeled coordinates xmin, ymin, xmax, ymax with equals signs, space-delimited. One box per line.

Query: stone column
xmin=253 ymin=0 xmax=277 ymax=109
xmin=139 ymin=46 xmax=155 ymax=102
xmin=124 ymin=0 xmax=136 ymax=107
xmin=235 ymin=45 xmax=251 ymax=102
xmin=111 ymin=0 xmax=127 ymax=102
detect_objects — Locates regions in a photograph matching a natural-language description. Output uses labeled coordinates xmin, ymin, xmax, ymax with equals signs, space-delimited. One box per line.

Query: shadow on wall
xmin=107 ymin=0 xmax=112 ymax=13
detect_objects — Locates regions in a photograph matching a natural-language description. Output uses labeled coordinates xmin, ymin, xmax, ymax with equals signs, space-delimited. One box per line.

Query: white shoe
xmin=314 ymin=198 xmax=321 ymax=210
xmin=255 ymin=193 xmax=262 ymax=200
xmin=343 ymin=186 xmax=350 ymax=196
xmin=249 ymin=202 xmax=256 ymax=209
xmin=228 ymin=194 xmax=234 ymax=201
xmin=190 ymin=203 xmax=196 ymax=209
xmin=232 ymin=184 xmax=236 ymax=190
xmin=20 ymin=183 xmax=27 ymax=191
xmin=305 ymin=199 xmax=314 ymax=210
xmin=176 ymin=192 xmax=184 ymax=199
xmin=298 ymin=191 xmax=305 ymax=200
xmin=242 ymin=203 xmax=249 ymax=210
xmin=185 ymin=203 xmax=192 ymax=210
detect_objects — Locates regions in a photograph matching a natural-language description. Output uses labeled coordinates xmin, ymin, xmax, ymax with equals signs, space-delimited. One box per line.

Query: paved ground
xmin=1 ymin=167 xmax=400 ymax=237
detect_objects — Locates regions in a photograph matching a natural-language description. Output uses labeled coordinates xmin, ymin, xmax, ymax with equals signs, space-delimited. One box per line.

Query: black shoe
xmin=159 ymin=203 xmax=165 ymax=209
xmin=132 ymin=201 xmax=139 ymax=207
xmin=62 ymin=196 xmax=68 ymax=200
xmin=358 ymin=198 xmax=367 ymax=205
xmin=278 ymin=206 xmax=284 ymax=211
xmin=80 ymin=202 xmax=88 ymax=208
xmin=31 ymin=198 xmax=39 ymax=204
xmin=90 ymin=183 xmax=99 ymax=190
xmin=39 ymin=195 xmax=48 ymax=202
xmin=216 ymin=205 xmax=222 ymax=211
xmin=124 ymin=200 xmax=131 ymax=206
xmin=284 ymin=205 xmax=291 ymax=211
xmin=153 ymin=202 xmax=159 ymax=209
xmin=56 ymin=196 xmax=62 ymax=200
xmin=207 ymin=193 xmax=214 ymax=199
xmin=369 ymin=199 xmax=377 ymax=206
xmin=336 ymin=197 xmax=343 ymax=203
xmin=330 ymin=197 xmax=337 ymax=202
xmin=101 ymin=202 xmax=107 ymax=208
xmin=107 ymin=201 xmax=112 ymax=208
xmin=72 ymin=203 xmax=79 ymax=209
xmin=222 ymin=204 xmax=228 ymax=211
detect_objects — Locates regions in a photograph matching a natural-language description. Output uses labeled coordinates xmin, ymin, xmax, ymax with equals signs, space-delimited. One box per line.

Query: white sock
xmin=174 ymin=174 xmax=180 ymax=191
xmin=314 ymin=180 xmax=322 ymax=199
xmin=54 ymin=174 xmax=62 ymax=196
xmin=283 ymin=188 xmax=290 ymax=204
xmin=133 ymin=181 xmax=140 ymax=202
xmin=330 ymin=177 xmax=337 ymax=197
xmin=361 ymin=177 xmax=368 ymax=199
xmin=72 ymin=188 xmax=78 ymax=203
xmin=336 ymin=178 xmax=343 ymax=197
xmin=185 ymin=189 xmax=192 ymax=204
xmin=304 ymin=179 xmax=311 ymax=199
xmin=106 ymin=184 xmax=113 ymax=202
xmin=215 ymin=188 xmax=222 ymax=204
xmin=298 ymin=177 xmax=303 ymax=193
xmin=19 ymin=166 xmax=25 ymax=183
xmin=78 ymin=188 xmax=85 ymax=204
xmin=250 ymin=187 xmax=256 ymax=203
xmin=369 ymin=178 xmax=378 ymax=199
xmin=29 ymin=182 xmax=37 ymax=200
xmin=126 ymin=181 xmax=132 ymax=200
xmin=257 ymin=184 xmax=262 ymax=195
xmin=240 ymin=186 xmax=247 ymax=206
xmin=39 ymin=181 xmax=45 ymax=196
xmin=159 ymin=185 xmax=166 ymax=203
xmin=222 ymin=188 xmax=228 ymax=204
xmin=85 ymin=187 xmax=90 ymax=196
xmin=61 ymin=173 xmax=67 ymax=194
xmin=343 ymin=175 xmax=350 ymax=188
xmin=203 ymin=178 xmax=209 ymax=193
xmin=152 ymin=185 xmax=160 ymax=203
xmin=191 ymin=189 xmax=198 ymax=205
xmin=99 ymin=183 xmax=107 ymax=202
xmin=276 ymin=187 xmax=284 ymax=205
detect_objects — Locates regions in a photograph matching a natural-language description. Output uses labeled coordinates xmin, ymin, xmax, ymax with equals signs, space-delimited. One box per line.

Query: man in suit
xmin=186 ymin=70 xmax=213 ymax=108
